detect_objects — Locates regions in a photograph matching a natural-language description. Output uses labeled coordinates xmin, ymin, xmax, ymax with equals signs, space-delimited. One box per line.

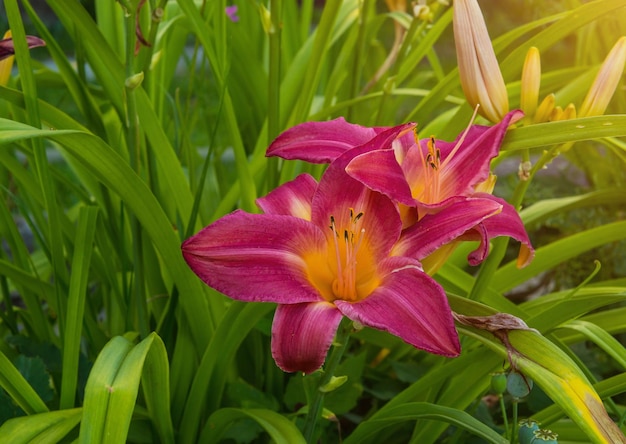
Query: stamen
xmin=329 ymin=209 xmax=366 ymax=301
xmin=439 ymin=104 xmax=480 ymax=170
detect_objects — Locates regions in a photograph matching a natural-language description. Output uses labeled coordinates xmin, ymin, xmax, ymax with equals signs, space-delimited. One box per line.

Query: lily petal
xmin=422 ymin=110 xmax=523 ymax=198
xmin=462 ymin=194 xmax=535 ymax=267
xmin=0 ymin=35 xmax=46 ymax=61
xmin=346 ymin=149 xmax=415 ymax=206
xmin=266 ymin=117 xmax=382 ymax=163
xmin=256 ymin=173 xmax=317 ymax=220
xmin=271 ymin=302 xmax=343 ymax=373
xmin=393 ymin=197 xmax=502 ymax=259
xmin=182 ymin=210 xmax=326 ymax=304
xmin=335 ymin=257 xmax=460 ymax=356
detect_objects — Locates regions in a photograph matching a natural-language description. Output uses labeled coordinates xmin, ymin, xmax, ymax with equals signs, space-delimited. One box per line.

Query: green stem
xmin=266 ymin=0 xmax=282 ymax=193
xmin=511 ymin=399 xmax=519 ymax=444
xmin=499 ymin=395 xmax=509 ymax=440
xmin=124 ymin=6 xmax=149 ymax=337
xmin=347 ymin=0 xmax=371 ymax=121
xmin=302 ymin=318 xmax=352 ymax=443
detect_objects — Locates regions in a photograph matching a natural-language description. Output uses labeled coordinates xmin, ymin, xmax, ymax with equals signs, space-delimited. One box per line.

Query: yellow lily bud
xmin=579 ymin=36 xmax=626 ymax=117
xmin=561 ymin=103 xmax=577 ymax=121
xmin=549 ymin=105 xmax=563 ymax=122
xmin=520 ymin=47 xmax=541 ymax=119
xmin=453 ymin=0 xmax=509 ymax=123
xmin=0 ymin=30 xmax=14 ymax=87
xmin=534 ymin=93 xmax=556 ymax=123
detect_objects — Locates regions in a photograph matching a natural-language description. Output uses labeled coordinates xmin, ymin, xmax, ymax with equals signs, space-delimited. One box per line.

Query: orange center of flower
xmin=304 ymin=209 xmax=379 ymax=303
xmin=329 ymin=209 xmax=365 ymax=301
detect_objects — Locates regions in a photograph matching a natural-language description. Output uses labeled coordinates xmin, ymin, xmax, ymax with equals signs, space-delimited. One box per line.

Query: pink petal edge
xmin=271 ymin=302 xmax=343 ymax=373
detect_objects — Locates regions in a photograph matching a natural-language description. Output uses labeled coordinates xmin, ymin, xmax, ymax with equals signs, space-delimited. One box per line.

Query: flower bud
xmin=319 ymin=375 xmax=348 ymax=393
xmin=520 ymin=47 xmax=541 ymax=119
xmin=506 ymin=370 xmax=533 ymax=398
xmin=0 ymin=31 xmax=14 ymax=86
xmin=579 ymin=36 xmax=626 ymax=117
xmin=490 ymin=372 xmax=507 ymax=394
xmin=534 ymin=93 xmax=556 ymax=123
xmin=518 ymin=419 xmax=540 ymax=444
xmin=561 ymin=103 xmax=576 ymax=121
xmin=453 ymin=0 xmax=509 ymax=123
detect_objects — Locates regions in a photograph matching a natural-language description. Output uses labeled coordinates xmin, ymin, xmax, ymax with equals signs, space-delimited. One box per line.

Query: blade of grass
xmin=60 ymin=205 xmax=99 ymax=409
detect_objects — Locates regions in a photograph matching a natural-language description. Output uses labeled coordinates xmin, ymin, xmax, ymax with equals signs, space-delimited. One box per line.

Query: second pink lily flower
xmin=267 ymin=110 xmax=534 ymax=272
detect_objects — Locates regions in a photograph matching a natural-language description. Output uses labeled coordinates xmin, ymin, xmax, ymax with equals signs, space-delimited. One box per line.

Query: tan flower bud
xmin=579 ymin=36 xmax=626 ymax=117
xmin=453 ymin=0 xmax=509 ymax=123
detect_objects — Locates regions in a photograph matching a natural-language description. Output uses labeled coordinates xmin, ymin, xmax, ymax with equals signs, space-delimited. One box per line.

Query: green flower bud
xmin=319 ymin=375 xmax=347 ymax=393
xmin=518 ymin=418 xmax=540 ymax=444
xmin=507 ymin=370 xmax=533 ymax=398
xmin=491 ymin=372 xmax=507 ymax=395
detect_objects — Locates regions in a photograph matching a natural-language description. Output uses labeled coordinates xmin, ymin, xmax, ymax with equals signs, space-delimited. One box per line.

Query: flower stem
xmin=511 ymin=399 xmax=519 ymax=444
xmin=302 ymin=318 xmax=352 ymax=443
xmin=499 ymin=395 xmax=509 ymax=440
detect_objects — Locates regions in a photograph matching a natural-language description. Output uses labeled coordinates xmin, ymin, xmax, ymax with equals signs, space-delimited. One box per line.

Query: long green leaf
xmin=0 ymin=118 xmax=211 ymax=355
xmin=0 ymin=349 xmax=49 ymax=415
xmin=60 ymin=206 xmax=99 ymax=410
xmin=79 ymin=336 xmax=133 ymax=443
xmin=502 ymin=116 xmax=626 ymax=151
xmin=344 ymin=402 xmax=507 ymax=444
xmin=0 ymin=408 xmax=82 ymax=444
xmin=200 ymin=408 xmax=306 ymax=444
xmin=492 ymin=220 xmax=626 ymax=292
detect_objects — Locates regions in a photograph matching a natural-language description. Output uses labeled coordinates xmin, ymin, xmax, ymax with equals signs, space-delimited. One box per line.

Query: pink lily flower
xmin=267 ymin=110 xmax=534 ymax=270
xmin=183 ymin=126 xmax=503 ymax=373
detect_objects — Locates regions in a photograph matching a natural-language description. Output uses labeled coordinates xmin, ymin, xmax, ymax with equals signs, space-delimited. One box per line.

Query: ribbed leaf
xmin=200 ymin=408 xmax=306 ymax=444
xmin=344 ymin=402 xmax=507 ymax=444
xmin=0 ymin=408 xmax=81 ymax=444
xmin=0 ymin=350 xmax=49 ymax=415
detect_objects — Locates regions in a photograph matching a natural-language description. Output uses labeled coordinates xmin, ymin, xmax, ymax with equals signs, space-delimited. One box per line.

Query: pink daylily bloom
xmin=183 ymin=126 xmax=506 ymax=373
xmin=266 ymin=111 xmax=534 ymax=268
xmin=346 ymin=110 xmax=534 ymax=267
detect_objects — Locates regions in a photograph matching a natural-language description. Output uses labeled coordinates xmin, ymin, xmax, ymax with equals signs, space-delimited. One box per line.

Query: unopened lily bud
xmin=579 ymin=36 xmax=626 ymax=117
xmin=453 ymin=0 xmax=509 ymax=123
xmin=534 ymin=93 xmax=556 ymax=123
xmin=520 ymin=47 xmax=541 ymax=118
xmin=561 ymin=103 xmax=576 ymax=121
xmin=0 ymin=31 xmax=14 ymax=86
xmin=0 ymin=30 xmax=46 ymax=86
xmin=549 ymin=105 xmax=563 ymax=122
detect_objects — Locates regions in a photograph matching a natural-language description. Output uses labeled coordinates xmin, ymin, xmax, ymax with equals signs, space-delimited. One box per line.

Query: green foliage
xmin=0 ymin=0 xmax=625 ymax=442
